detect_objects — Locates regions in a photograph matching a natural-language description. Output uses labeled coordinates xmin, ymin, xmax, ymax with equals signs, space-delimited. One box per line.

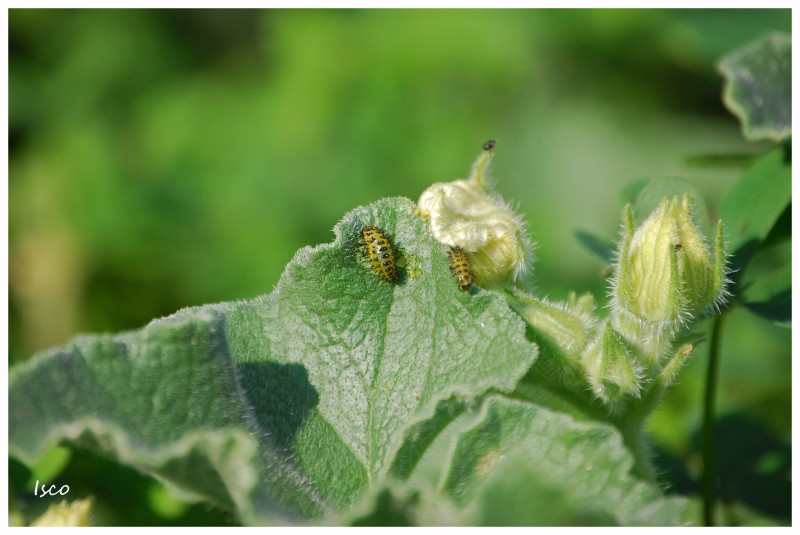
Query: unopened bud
xmin=611 ymin=195 xmax=727 ymax=332
xmin=511 ymin=291 xmax=596 ymax=378
xmin=582 ymin=320 xmax=643 ymax=404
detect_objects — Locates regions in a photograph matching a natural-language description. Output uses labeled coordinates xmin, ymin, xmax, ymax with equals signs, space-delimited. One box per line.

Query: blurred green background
xmin=8 ymin=9 xmax=790 ymax=526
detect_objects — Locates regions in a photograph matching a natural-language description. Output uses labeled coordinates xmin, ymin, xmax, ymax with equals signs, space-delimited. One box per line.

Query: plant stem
xmin=614 ymin=377 xmax=668 ymax=484
xmin=618 ymin=417 xmax=657 ymax=483
xmin=702 ymin=314 xmax=725 ymax=526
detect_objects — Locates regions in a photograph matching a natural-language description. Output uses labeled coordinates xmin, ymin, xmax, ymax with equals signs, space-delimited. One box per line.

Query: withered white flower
xmin=417 ymin=141 xmax=533 ymax=287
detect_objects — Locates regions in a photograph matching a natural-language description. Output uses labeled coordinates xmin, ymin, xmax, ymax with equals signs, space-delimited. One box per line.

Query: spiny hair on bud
xmin=699 ymin=220 xmax=734 ymax=316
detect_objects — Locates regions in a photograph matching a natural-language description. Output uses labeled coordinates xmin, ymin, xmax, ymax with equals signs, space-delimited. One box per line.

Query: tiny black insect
xmin=674 ymin=243 xmax=683 ymax=252
xmin=483 ymin=139 xmax=496 ymax=151
xmin=361 ymin=226 xmax=399 ymax=283
xmin=448 ymin=246 xmax=473 ymax=292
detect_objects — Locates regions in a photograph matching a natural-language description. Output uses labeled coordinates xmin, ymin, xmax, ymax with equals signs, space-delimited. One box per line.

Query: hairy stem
xmin=617 ymin=418 xmax=656 ymax=483
xmin=613 ymin=376 xmax=669 ymax=484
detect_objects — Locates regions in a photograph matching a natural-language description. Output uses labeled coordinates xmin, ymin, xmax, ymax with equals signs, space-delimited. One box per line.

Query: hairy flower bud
xmin=510 ymin=291 xmax=597 ymax=380
xmin=611 ymin=195 xmax=727 ymax=333
xmin=417 ymin=141 xmax=532 ymax=287
xmin=582 ymin=320 xmax=643 ymax=405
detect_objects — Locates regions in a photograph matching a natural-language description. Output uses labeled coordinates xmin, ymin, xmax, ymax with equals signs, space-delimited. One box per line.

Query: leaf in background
xmin=618 ymin=178 xmax=651 ymax=208
xmin=441 ymin=396 xmax=689 ymax=526
xmin=388 ymin=394 xmax=472 ymax=481
xmin=760 ymin=202 xmax=791 ymax=249
xmin=739 ymin=262 xmax=791 ymax=326
xmin=703 ymin=413 xmax=792 ymax=523
xmin=574 ymin=230 xmax=616 ymax=266
xmin=343 ymin=482 xmax=461 ymax=526
xmin=718 ymin=32 xmax=791 ymax=142
xmin=25 ymin=446 xmax=72 ymax=490
xmin=9 ymin=197 xmax=538 ymax=525
xmin=346 ymin=487 xmax=421 ymax=527
xmin=684 ymin=152 xmax=758 ymax=168
xmin=719 ymin=146 xmax=791 ymax=275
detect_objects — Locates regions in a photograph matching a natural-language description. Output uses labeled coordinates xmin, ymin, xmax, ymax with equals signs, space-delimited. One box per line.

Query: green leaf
xmin=761 ymin=202 xmax=791 ymax=249
xmin=719 ymin=147 xmax=791 ymax=274
xmin=9 ymin=197 xmax=538 ymax=524
xmin=441 ymin=396 xmax=689 ymax=526
xmin=684 ymin=152 xmax=758 ymax=168
xmin=574 ymin=230 xmax=616 ymax=265
xmin=347 ymin=488 xmax=421 ymax=526
xmin=9 ymin=308 xmax=307 ymax=525
xmin=718 ymin=32 xmax=791 ymax=142
xmin=739 ymin=262 xmax=791 ymax=325
xmin=388 ymin=394 xmax=471 ymax=481
xmin=343 ymin=482 xmax=461 ymax=526
xmin=25 ymin=446 xmax=72 ymax=490
xmin=618 ymin=178 xmax=651 ymax=208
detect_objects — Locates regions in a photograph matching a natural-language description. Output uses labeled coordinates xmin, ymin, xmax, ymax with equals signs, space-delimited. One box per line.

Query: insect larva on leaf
xmin=361 ymin=226 xmax=399 ymax=283
xmin=448 ymin=246 xmax=473 ymax=292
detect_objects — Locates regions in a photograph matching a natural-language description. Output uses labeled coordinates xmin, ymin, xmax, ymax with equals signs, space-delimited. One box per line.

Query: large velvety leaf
xmin=718 ymin=32 xmax=791 ymax=142
xmin=441 ymin=396 xmax=689 ymax=526
xmin=719 ymin=147 xmax=791 ymax=274
xmin=9 ymin=197 xmax=538 ymax=525
xmin=9 ymin=306 xmax=319 ymax=525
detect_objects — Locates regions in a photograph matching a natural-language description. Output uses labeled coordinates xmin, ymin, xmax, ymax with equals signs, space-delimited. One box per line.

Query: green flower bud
xmin=582 ymin=320 xmax=643 ymax=405
xmin=611 ymin=195 xmax=727 ymax=333
xmin=417 ymin=141 xmax=533 ymax=287
xmin=510 ymin=291 xmax=596 ymax=379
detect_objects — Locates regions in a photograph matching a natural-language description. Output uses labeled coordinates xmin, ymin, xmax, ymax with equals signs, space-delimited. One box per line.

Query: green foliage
xmin=573 ymin=231 xmax=616 ymax=265
xmin=10 ymin=198 xmax=541 ymax=525
xmin=441 ymin=397 xmax=688 ymax=525
xmin=719 ymin=146 xmax=792 ymax=274
xmin=738 ymin=261 xmax=790 ymax=325
xmin=718 ymin=33 xmax=791 ymax=142
xmin=718 ymin=145 xmax=791 ymax=328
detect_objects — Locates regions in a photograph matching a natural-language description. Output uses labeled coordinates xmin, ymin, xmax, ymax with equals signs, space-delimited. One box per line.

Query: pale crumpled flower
xmin=417 ymin=141 xmax=533 ymax=287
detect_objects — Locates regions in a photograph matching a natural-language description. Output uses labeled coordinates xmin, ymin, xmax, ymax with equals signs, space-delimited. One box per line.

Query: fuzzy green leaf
xmin=441 ymin=396 xmax=689 ymax=526
xmin=343 ymin=482 xmax=461 ymax=526
xmin=9 ymin=197 xmax=538 ymax=525
xmin=718 ymin=33 xmax=791 ymax=142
